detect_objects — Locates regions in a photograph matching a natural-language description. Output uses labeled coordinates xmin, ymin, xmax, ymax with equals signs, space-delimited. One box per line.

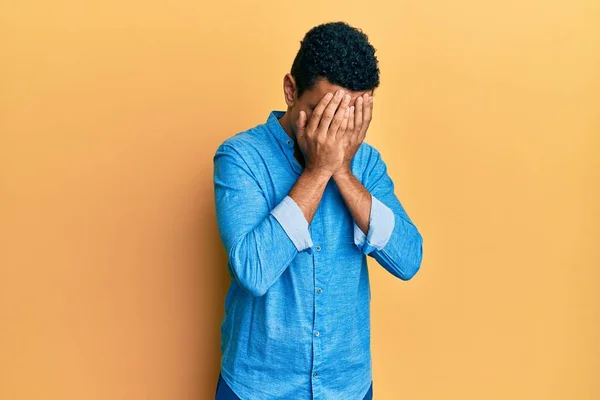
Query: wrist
xmin=303 ymin=166 xmax=333 ymax=183
xmin=332 ymin=163 xmax=352 ymax=179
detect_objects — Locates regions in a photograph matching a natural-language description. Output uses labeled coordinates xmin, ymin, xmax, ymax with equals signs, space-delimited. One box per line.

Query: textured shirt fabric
xmin=215 ymin=372 xmax=373 ymax=400
xmin=213 ymin=110 xmax=423 ymax=399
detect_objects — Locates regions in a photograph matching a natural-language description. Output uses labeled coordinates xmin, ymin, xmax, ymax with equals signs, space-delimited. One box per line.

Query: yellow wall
xmin=1 ymin=1 xmax=598 ymax=399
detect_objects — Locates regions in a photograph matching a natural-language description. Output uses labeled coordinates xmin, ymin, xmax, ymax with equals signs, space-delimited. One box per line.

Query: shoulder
xmin=352 ymin=141 xmax=385 ymax=178
xmin=214 ymin=122 xmax=270 ymax=161
xmin=355 ymin=141 xmax=384 ymax=163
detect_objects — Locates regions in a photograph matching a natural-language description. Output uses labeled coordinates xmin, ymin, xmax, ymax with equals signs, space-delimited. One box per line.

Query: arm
xmin=333 ymin=146 xmax=423 ymax=280
xmin=213 ymin=144 xmax=330 ymax=297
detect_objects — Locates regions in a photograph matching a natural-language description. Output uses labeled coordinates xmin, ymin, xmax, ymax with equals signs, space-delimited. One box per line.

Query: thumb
xmin=296 ymin=110 xmax=307 ymax=137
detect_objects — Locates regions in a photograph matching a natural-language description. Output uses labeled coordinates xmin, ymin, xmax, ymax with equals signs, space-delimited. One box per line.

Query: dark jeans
xmin=215 ymin=372 xmax=373 ymax=399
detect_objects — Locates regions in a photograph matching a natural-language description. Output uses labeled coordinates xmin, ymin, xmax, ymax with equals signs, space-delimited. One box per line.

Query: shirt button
xmin=286 ymin=139 xmax=292 ymax=145
xmin=316 ymin=287 xmax=322 ymax=294
xmin=316 ymin=246 xmax=321 ymax=251
xmin=314 ymin=330 xmax=320 ymax=337
xmin=313 ymin=372 xmax=318 ymax=377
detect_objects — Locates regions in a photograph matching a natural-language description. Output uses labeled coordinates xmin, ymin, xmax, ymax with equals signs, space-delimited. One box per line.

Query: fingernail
xmin=344 ymin=94 xmax=351 ymax=102
xmin=337 ymin=90 xmax=345 ymax=98
xmin=325 ymin=93 xmax=333 ymax=100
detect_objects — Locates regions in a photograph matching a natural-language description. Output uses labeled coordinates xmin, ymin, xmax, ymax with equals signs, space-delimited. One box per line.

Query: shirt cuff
xmin=270 ymin=195 xmax=314 ymax=254
xmin=353 ymin=194 xmax=395 ymax=255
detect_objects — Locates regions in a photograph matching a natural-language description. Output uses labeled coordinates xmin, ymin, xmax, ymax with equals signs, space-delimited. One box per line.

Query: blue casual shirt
xmin=213 ymin=110 xmax=423 ymax=399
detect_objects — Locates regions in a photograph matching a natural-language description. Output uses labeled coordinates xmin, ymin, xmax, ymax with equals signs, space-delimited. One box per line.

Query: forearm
xmin=289 ymin=167 xmax=332 ymax=224
xmin=332 ymin=169 xmax=371 ymax=234
xmin=214 ymin=144 xmax=321 ymax=297
xmin=332 ymin=146 xmax=423 ymax=281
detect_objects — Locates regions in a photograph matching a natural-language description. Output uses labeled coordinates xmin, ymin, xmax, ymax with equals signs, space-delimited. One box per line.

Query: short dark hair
xmin=291 ymin=21 xmax=380 ymax=99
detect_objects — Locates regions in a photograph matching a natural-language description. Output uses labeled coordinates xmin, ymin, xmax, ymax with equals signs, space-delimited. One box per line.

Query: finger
xmin=339 ymin=106 xmax=350 ymax=137
xmin=354 ymin=96 xmax=364 ymax=138
xmin=317 ymin=89 xmax=345 ymax=136
xmin=307 ymin=92 xmax=334 ymax=136
xmin=296 ymin=110 xmax=307 ymax=139
xmin=329 ymin=94 xmax=351 ymax=139
xmin=347 ymin=106 xmax=355 ymax=132
xmin=360 ymin=93 xmax=373 ymax=140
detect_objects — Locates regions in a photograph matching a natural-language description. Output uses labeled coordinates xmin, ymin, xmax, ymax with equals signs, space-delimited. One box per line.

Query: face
xmin=283 ymin=73 xmax=373 ymax=137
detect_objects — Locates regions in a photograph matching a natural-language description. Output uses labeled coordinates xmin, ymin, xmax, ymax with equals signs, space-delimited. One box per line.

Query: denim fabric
xmin=215 ymin=372 xmax=373 ymax=400
xmin=213 ymin=110 xmax=423 ymax=399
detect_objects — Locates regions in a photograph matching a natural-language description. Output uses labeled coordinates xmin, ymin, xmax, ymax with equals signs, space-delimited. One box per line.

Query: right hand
xmin=295 ymin=89 xmax=352 ymax=176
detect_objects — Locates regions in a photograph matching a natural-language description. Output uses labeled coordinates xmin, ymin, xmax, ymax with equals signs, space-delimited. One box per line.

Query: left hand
xmin=333 ymin=92 xmax=374 ymax=177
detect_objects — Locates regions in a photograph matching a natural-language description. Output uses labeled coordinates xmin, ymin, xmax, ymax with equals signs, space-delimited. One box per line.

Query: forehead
xmin=301 ymin=79 xmax=372 ymax=107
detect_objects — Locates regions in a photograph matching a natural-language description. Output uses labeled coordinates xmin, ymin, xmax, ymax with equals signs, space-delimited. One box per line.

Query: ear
xmin=283 ymin=73 xmax=298 ymax=107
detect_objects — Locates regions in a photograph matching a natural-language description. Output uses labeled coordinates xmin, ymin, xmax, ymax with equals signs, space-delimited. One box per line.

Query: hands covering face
xmin=295 ymin=89 xmax=374 ymax=176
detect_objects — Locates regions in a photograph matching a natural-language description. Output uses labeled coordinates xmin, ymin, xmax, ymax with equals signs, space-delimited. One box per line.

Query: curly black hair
xmin=291 ymin=21 xmax=380 ymax=99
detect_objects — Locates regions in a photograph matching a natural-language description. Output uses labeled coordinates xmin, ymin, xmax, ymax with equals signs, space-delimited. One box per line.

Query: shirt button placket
xmin=312 ymin=242 xmax=323 ymax=395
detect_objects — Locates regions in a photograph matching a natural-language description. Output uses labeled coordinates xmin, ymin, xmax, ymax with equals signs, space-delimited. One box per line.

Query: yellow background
xmin=1 ymin=1 xmax=598 ymax=399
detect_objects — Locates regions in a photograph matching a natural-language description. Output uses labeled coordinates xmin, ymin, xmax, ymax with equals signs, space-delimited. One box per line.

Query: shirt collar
xmin=266 ymin=110 xmax=295 ymax=150
xmin=266 ymin=110 xmax=303 ymax=175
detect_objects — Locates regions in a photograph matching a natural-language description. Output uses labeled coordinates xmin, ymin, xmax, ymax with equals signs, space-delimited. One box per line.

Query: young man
xmin=213 ymin=21 xmax=423 ymax=399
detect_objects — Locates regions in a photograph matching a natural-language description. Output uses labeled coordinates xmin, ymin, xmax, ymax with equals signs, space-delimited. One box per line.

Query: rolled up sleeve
xmin=353 ymin=194 xmax=395 ymax=255
xmin=352 ymin=145 xmax=423 ymax=281
xmin=271 ymin=195 xmax=314 ymax=254
xmin=214 ymin=144 xmax=314 ymax=296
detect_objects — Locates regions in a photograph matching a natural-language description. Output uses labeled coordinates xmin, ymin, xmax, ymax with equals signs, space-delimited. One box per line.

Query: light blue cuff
xmin=270 ymin=195 xmax=314 ymax=254
xmin=353 ymin=194 xmax=395 ymax=255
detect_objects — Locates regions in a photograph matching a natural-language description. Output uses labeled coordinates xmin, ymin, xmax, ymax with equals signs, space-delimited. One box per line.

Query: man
xmin=213 ymin=21 xmax=423 ymax=399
